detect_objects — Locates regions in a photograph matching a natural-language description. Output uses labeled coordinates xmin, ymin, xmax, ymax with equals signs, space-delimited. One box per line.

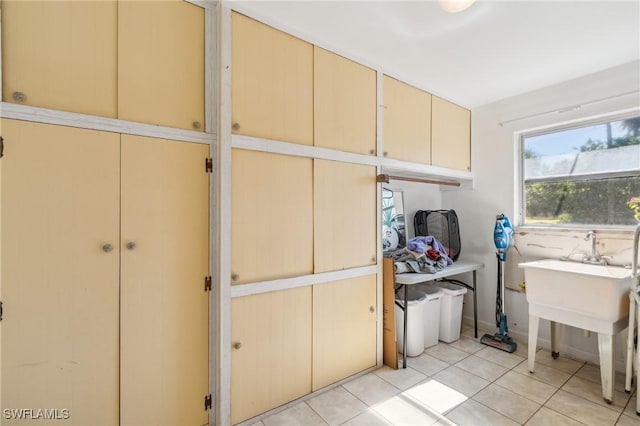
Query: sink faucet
xmin=583 ymin=230 xmax=606 ymax=265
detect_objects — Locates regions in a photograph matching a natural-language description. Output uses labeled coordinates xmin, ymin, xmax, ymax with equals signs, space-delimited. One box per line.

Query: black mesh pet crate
xmin=413 ymin=209 xmax=461 ymax=261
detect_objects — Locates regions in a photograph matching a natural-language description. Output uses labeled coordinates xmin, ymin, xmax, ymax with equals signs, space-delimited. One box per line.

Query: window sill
xmin=516 ymin=224 xmax=638 ymax=235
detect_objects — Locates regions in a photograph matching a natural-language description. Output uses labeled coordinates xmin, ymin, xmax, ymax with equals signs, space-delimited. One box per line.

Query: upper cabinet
xmin=231 ymin=12 xmax=313 ymax=145
xmin=431 ymin=95 xmax=471 ymax=171
xmin=117 ymin=0 xmax=205 ymax=131
xmin=1 ymin=0 xmax=205 ymax=131
xmin=314 ymin=47 xmax=376 ymax=155
xmin=382 ymin=75 xmax=432 ymax=164
xmin=1 ymin=0 xmax=118 ymax=117
xmin=228 ymin=13 xmax=472 ymax=176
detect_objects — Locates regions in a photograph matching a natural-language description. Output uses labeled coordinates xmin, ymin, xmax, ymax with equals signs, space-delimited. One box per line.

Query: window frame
xmin=517 ymin=109 xmax=640 ymax=230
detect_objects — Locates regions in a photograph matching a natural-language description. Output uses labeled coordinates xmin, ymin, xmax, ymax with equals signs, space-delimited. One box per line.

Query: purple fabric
xmin=406 ymin=236 xmax=453 ymax=265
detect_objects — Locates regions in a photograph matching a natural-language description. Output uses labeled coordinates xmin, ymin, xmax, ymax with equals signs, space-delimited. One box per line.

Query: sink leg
xmin=625 ymin=291 xmax=636 ymax=393
xmin=528 ymin=315 xmax=539 ymax=373
xmin=597 ymin=333 xmax=615 ymax=404
xmin=551 ymin=321 xmax=561 ymax=359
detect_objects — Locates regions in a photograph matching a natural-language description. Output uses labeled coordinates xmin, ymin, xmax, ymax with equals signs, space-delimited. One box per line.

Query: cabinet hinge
xmin=205 ymin=158 xmax=213 ymax=173
xmin=1 ymin=136 xmax=4 ymax=158
xmin=204 ymin=393 xmax=212 ymax=411
xmin=204 ymin=276 xmax=212 ymax=292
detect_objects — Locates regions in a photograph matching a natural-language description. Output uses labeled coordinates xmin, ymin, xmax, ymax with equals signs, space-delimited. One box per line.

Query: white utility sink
xmin=519 ymin=259 xmax=632 ymax=404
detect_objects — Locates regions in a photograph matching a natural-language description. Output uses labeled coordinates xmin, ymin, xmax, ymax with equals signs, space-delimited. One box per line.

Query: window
xmin=521 ymin=114 xmax=640 ymax=226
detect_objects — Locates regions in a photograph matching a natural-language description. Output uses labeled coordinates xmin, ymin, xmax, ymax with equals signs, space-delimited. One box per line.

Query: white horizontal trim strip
xmin=232 ymin=135 xmax=474 ymax=187
xmin=230 ymin=265 xmax=379 ymax=298
xmin=1 ymin=103 xmax=215 ymax=145
xmin=381 ymin=160 xmax=473 ymax=182
xmin=525 ymin=169 xmax=640 ymax=183
xmin=232 ymin=134 xmax=380 ymax=166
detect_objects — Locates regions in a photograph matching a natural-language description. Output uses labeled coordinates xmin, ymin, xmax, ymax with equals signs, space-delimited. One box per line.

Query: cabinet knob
xmin=371 ymin=256 xmax=376 ymax=262
xmin=369 ymin=149 xmax=375 ymax=155
xmin=102 ymin=243 xmax=114 ymax=253
xmin=232 ymin=123 xmax=240 ymax=131
xmin=12 ymin=91 xmax=25 ymax=102
xmin=231 ymin=273 xmax=239 ymax=281
xmin=370 ymin=306 xmax=375 ymax=313
xmin=192 ymin=121 xmax=202 ymax=130
xmin=233 ymin=342 xmax=242 ymax=350
xmin=383 ymin=152 xmax=388 ymax=157
xmin=126 ymin=242 xmax=137 ymax=250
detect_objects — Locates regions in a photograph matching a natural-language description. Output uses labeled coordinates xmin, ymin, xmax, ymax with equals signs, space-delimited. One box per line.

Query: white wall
xmin=443 ymin=60 xmax=640 ymax=368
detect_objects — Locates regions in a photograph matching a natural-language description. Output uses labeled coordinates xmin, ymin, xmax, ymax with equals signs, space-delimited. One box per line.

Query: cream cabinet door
xmin=231 ymin=287 xmax=312 ymax=424
xmin=118 ymin=0 xmax=205 ymax=131
xmin=1 ymin=0 xmax=117 ymax=117
xmin=231 ymin=12 xmax=313 ymax=145
xmin=231 ymin=149 xmax=313 ymax=284
xmin=312 ymin=275 xmax=377 ymax=390
xmin=0 ymin=120 xmax=120 ymax=425
xmin=431 ymin=96 xmax=471 ymax=171
xmin=314 ymin=47 xmax=376 ymax=155
xmin=314 ymin=160 xmax=377 ymax=273
xmin=383 ymin=75 xmax=431 ymax=164
xmin=120 ymin=135 xmax=209 ymax=425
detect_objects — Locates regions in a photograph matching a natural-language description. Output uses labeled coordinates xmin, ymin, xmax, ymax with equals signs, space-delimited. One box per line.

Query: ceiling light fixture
xmin=438 ymin=0 xmax=476 ymax=13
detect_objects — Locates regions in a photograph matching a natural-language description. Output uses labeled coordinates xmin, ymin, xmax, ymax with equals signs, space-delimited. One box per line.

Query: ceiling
xmin=227 ymin=0 xmax=640 ymax=109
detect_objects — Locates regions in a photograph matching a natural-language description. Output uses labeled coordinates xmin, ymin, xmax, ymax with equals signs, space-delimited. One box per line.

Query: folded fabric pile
xmin=388 ymin=236 xmax=453 ymax=274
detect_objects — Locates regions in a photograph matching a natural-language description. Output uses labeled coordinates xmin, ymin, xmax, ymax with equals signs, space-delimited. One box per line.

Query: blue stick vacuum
xmin=480 ymin=214 xmax=518 ymax=353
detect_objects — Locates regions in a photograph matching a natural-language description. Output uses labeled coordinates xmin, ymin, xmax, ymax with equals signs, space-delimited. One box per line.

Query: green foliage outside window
xmin=526 ymin=178 xmax=640 ymax=225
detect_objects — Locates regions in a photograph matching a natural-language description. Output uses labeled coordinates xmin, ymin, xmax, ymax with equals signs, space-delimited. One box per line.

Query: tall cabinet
xmin=228 ymin=12 xmax=378 ymax=425
xmin=0 ymin=120 xmax=121 ymax=425
xmin=0 ymin=120 xmax=210 ymax=425
xmin=0 ymin=0 xmax=210 ymax=423
xmin=119 ymin=134 xmax=210 ymax=425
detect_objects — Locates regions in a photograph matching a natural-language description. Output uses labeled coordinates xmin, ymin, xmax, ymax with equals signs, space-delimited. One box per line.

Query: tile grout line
xmin=524 ymin=362 xmax=624 ymax=426
xmin=301 ymin=399 xmax=330 ymax=426
xmin=469 ymin=365 xmax=535 ymax=425
xmin=463 ymin=342 xmax=566 ymax=425
xmin=340 ymin=379 xmax=403 ymax=425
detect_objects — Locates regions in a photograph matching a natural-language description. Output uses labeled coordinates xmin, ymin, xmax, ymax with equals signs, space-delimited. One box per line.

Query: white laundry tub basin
xmin=519 ymin=259 xmax=633 ymax=404
xmin=519 ymin=259 xmax=632 ymax=330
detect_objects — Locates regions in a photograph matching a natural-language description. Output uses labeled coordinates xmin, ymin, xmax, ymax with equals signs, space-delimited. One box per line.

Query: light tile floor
xmin=253 ymin=324 xmax=639 ymax=426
